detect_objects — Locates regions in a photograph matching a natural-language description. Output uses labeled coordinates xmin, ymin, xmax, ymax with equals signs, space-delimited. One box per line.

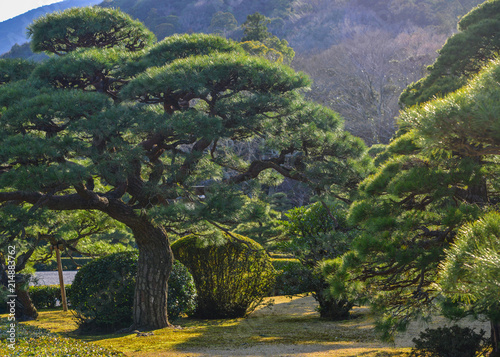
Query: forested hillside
xmin=96 ymin=0 xmax=484 ymax=144
xmin=0 ymin=0 xmax=486 ymax=144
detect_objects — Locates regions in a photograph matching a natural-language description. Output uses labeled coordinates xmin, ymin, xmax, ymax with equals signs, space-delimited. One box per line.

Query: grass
xmin=1 ymin=295 xmax=412 ymax=356
xmin=0 ymin=317 xmax=124 ymax=356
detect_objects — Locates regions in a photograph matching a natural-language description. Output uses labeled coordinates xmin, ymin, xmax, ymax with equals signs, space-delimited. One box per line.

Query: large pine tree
xmin=0 ymin=7 xmax=367 ymax=329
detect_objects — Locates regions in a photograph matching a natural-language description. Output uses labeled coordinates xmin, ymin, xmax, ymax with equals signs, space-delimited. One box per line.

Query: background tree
xmin=279 ymin=200 xmax=357 ymax=319
xmin=328 ymin=56 xmax=500 ymax=339
xmin=241 ymin=12 xmax=272 ymax=42
xmin=240 ymin=12 xmax=295 ymax=64
xmin=0 ymin=7 xmax=367 ymax=329
xmin=294 ymin=28 xmax=446 ymax=145
xmin=400 ymin=0 xmax=500 ymax=107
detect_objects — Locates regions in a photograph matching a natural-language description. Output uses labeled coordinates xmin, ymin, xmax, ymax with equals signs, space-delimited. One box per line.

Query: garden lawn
xmin=3 ymin=295 xmax=415 ymax=356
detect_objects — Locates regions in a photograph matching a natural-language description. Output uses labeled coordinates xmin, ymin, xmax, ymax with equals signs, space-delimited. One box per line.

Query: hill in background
xmin=0 ymin=0 xmax=487 ymax=145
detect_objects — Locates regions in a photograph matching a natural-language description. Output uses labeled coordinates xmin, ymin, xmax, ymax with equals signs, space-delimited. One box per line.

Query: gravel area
xmin=31 ymin=271 xmax=78 ymax=286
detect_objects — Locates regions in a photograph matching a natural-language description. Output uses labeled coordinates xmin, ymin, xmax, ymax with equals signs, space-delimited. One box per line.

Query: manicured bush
xmin=410 ymin=326 xmax=490 ymax=357
xmin=69 ymin=251 xmax=196 ymax=331
xmin=29 ymin=284 xmax=72 ymax=309
xmin=272 ymin=258 xmax=314 ymax=296
xmin=172 ymin=232 xmax=275 ymax=318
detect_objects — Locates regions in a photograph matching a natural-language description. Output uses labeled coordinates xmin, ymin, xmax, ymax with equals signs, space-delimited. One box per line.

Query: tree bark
xmin=15 ymin=275 xmax=38 ymax=321
xmin=492 ymin=320 xmax=500 ymax=357
xmin=0 ymin=191 xmax=175 ymax=329
xmin=129 ymin=219 xmax=173 ymax=329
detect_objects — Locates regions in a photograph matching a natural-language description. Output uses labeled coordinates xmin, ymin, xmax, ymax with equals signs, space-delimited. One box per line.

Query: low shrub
xmin=172 ymin=232 xmax=275 ymax=318
xmin=29 ymin=285 xmax=72 ymax=309
xmin=69 ymin=251 xmax=195 ymax=331
xmin=410 ymin=325 xmax=490 ymax=357
xmin=272 ymin=258 xmax=314 ymax=296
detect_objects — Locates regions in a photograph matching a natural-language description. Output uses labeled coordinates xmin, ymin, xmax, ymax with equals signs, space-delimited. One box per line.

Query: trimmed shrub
xmin=172 ymin=232 xmax=275 ymax=318
xmin=69 ymin=251 xmax=196 ymax=331
xmin=272 ymin=258 xmax=314 ymax=296
xmin=29 ymin=284 xmax=72 ymax=309
xmin=410 ymin=326 xmax=490 ymax=357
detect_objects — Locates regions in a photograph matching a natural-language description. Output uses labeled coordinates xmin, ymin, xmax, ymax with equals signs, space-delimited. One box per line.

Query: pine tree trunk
xmin=492 ymin=320 xmax=500 ymax=356
xmin=130 ymin=221 xmax=173 ymax=329
xmin=15 ymin=278 xmax=38 ymax=321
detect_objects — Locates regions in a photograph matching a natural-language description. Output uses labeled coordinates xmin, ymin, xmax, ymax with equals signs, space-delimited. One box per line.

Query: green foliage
xmin=69 ymin=251 xmax=138 ymax=331
xmin=400 ymin=0 xmax=500 ymax=107
xmin=69 ymin=251 xmax=196 ymax=330
xmin=271 ymin=258 xmax=314 ymax=295
xmin=29 ymin=284 xmax=72 ymax=309
xmin=0 ymin=58 xmax=37 ymax=85
xmin=438 ymin=211 xmax=500 ymax=321
xmin=124 ymin=33 xmax=244 ymax=76
xmin=241 ymin=13 xmax=272 ymax=42
xmin=171 ymin=232 xmax=275 ymax=318
xmin=0 ymin=318 xmax=124 ymax=356
xmin=280 ymin=201 xmax=356 ymax=319
xmin=28 ymin=7 xmax=156 ymax=55
xmin=409 ymin=326 xmax=490 ymax=357
xmin=399 ymin=59 xmax=500 ymax=157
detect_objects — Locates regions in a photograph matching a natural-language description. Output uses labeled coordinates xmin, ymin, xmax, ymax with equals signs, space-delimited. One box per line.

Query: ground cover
xmin=1 ymin=295 xmax=490 ymax=356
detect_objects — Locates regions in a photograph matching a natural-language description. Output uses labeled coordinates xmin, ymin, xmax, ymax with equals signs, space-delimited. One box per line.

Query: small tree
xmin=280 ymin=201 xmax=355 ymax=319
xmin=241 ymin=12 xmax=272 ymax=42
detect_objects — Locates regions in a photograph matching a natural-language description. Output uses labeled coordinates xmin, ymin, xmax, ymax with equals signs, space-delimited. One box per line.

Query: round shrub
xmin=171 ymin=232 xmax=275 ymax=319
xmin=69 ymin=251 xmax=196 ymax=331
xmin=410 ymin=326 xmax=490 ymax=357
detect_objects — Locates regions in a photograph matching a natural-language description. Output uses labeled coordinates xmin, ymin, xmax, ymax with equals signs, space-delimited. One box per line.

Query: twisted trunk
xmin=103 ymin=200 xmax=174 ymax=329
xmin=131 ymin=222 xmax=173 ymax=329
xmin=492 ymin=320 xmax=500 ymax=356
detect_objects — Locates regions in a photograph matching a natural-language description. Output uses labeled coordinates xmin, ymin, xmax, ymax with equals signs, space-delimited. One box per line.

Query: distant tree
xmin=209 ymin=11 xmax=238 ymax=37
xmin=241 ymin=12 xmax=272 ymax=42
xmin=240 ymin=12 xmax=295 ymax=64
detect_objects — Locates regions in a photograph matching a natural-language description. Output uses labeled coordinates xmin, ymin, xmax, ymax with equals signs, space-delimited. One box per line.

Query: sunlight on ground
xmin=11 ymin=295 xmax=415 ymax=356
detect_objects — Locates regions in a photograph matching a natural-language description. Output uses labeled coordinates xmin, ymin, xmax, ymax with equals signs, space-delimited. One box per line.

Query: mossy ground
xmin=2 ymin=295 xmax=413 ymax=356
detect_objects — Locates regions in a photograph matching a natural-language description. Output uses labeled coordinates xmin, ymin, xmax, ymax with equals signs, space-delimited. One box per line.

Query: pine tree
xmin=0 ymin=7 xmax=367 ymax=329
